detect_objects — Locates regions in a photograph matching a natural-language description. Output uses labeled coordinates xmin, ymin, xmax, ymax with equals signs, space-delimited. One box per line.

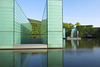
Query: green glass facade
xmin=0 ymin=0 xmax=32 ymax=48
xmin=41 ymin=0 xmax=63 ymax=48
xmin=41 ymin=2 xmax=47 ymax=44
xmin=14 ymin=1 xmax=32 ymax=44
xmin=71 ymin=29 xmax=78 ymax=38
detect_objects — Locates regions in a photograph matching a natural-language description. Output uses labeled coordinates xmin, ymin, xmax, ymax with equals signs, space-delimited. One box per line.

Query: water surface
xmin=0 ymin=38 xmax=100 ymax=67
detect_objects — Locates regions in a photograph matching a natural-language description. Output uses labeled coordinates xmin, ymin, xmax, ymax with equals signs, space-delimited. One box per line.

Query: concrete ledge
xmin=14 ymin=45 xmax=47 ymax=49
xmin=0 ymin=44 xmax=64 ymax=49
xmin=67 ymin=38 xmax=81 ymax=40
xmin=48 ymin=47 xmax=64 ymax=49
xmin=0 ymin=45 xmax=47 ymax=50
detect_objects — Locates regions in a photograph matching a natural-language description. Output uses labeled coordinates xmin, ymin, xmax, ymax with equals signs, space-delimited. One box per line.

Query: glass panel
xmin=41 ymin=2 xmax=47 ymax=44
xmin=14 ymin=1 xmax=32 ymax=45
xmin=0 ymin=32 xmax=13 ymax=48
xmin=48 ymin=0 xmax=63 ymax=47
xmin=48 ymin=32 xmax=63 ymax=47
xmin=48 ymin=0 xmax=62 ymax=31
xmin=0 ymin=0 xmax=14 ymax=48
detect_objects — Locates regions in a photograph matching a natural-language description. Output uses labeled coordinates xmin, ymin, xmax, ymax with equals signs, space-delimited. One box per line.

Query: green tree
xmin=75 ymin=22 xmax=81 ymax=26
xmin=63 ymin=22 xmax=74 ymax=37
xmin=69 ymin=23 xmax=74 ymax=28
xmin=31 ymin=22 xmax=41 ymax=38
xmin=63 ymin=23 xmax=69 ymax=28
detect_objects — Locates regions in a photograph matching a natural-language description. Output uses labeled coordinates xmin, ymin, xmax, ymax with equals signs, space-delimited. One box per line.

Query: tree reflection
xmin=65 ymin=38 xmax=100 ymax=49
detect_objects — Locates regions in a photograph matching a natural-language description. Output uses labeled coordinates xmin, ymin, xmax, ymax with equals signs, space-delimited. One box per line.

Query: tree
xmin=69 ymin=23 xmax=74 ymax=28
xmin=63 ymin=23 xmax=69 ymax=28
xmin=31 ymin=22 xmax=41 ymax=38
xmin=75 ymin=22 xmax=81 ymax=26
xmin=63 ymin=22 xmax=75 ymax=37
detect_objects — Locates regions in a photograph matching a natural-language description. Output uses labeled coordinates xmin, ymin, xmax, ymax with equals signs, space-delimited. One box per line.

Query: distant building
xmin=71 ymin=28 xmax=79 ymax=38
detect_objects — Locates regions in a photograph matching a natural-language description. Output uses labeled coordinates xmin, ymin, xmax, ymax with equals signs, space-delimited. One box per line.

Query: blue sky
xmin=17 ymin=0 xmax=100 ymax=27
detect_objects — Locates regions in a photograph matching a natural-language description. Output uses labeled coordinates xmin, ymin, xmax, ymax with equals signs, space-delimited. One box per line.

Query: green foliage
xmin=75 ymin=22 xmax=81 ymax=26
xmin=69 ymin=23 xmax=74 ymax=29
xmin=63 ymin=22 xmax=100 ymax=38
xmin=93 ymin=28 xmax=100 ymax=37
xmin=65 ymin=39 xmax=100 ymax=49
xmin=63 ymin=23 xmax=69 ymax=28
xmin=63 ymin=22 xmax=74 ymax=37
xmin=77 ymin=25 xmax=100 ymax=38
xmin=31 ymin=22 xmax=41 ymax=38
xmin=29 ymin=19 xmax=100 ymax=38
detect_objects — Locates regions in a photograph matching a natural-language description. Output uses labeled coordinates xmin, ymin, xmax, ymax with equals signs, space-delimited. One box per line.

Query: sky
xmin=17 ymin=0 xmax=100 ymax=27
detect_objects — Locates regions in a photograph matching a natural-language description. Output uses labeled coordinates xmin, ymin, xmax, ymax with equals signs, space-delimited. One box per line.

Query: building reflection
xmin=66 ymin=38 xmax=100 ymax=49
xmin=0 ymin=49 xmax=63 ymax=67
xmin=0 ymin=50 xmax=14 ymax=67
xmin=14 ymin=50 xmax=47 ymax=67
xmin=0 ymin=50 xmax=48 ymax=67
xmin=0 ymin=39 xmax=100 ymax=67
xmin=48 ymin=49 xmax=63 ymax=67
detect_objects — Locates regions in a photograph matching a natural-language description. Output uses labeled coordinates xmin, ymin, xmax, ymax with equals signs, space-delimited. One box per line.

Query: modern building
xmin=0 ymin=0 xmax=63 ymax=49
xmin=0 ymin=0 xmax=32 ymax=48
xmin=41 ymin=0 xmax=63 ymax=48
xmin=71 ymin=28 xmax=79 ymax=38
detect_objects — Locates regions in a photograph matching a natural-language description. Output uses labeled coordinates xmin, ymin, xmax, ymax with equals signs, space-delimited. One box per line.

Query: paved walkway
xmin=14 ymin=44 xmax=47 ymax=49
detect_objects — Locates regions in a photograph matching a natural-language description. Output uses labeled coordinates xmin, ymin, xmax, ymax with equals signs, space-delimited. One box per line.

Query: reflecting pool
xmin=0 ymin=38 xmax=100 ymax=67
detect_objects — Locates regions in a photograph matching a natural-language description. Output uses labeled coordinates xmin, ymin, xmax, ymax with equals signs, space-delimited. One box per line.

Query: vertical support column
xmin=77 ymin=31 xmax=79 ymax=38
xmin=71 ymin=32 xmax=73 ymax=38
xmin=47 ymin=0 xmax=63 ymax=48
xmin=63 ymin=28 xmax=66 ymax=38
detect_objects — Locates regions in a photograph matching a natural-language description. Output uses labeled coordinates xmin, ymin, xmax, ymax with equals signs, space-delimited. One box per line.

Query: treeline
xmin=30 ymin=19 xmax=100 ymax=38
xmin=77 ymin=26 xmax=100 ymax=38
xmin=63 ymin=22 xmax=81 ymax=37
xmin=63 ymin=23 xmax=74 ymax=37
xmin=63 ymin=22 xmax=100 ymax=38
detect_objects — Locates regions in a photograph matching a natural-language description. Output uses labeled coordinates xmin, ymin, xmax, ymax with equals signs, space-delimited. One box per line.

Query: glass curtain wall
xmin=0 ymin=0 xmax=14 ymax=48
xmin=41 ymin=2 xmax=47 ymax=44
xmin=14 ymin=0 xmax=32 ymax=45
xmin=48 ymin=0 xmax=63 ymax=47
xmin=0 ymin=0 xmax=32 ymax=48
xmin=41 ymin=0 xmax=63 ymax=47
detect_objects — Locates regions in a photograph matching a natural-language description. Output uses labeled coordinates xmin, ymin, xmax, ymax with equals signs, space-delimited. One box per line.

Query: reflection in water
xmin=0 ymin=50 xmax=47 ymax=67
xmin=0 ymin=39 xmax=100 ymax=67
xmin=48 ymin=49 xmax=63 ymax=67
xmin=64 ymin=38 xmax=100 ymax=67
xmin=66 ymin=38 xmax=100 ymax=49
